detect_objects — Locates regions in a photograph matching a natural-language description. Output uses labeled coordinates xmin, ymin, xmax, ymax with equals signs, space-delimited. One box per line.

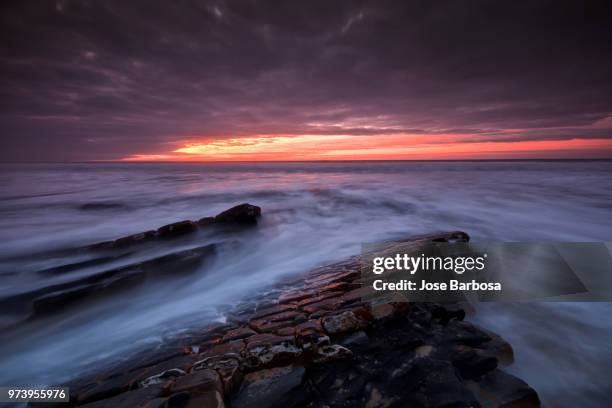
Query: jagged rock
xmin=214 ymin=203 xmax=261 ymax=224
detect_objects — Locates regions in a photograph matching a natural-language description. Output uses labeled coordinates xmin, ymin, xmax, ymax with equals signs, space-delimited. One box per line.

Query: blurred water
xmin=0 ymin=161 xmax=611 ymax=406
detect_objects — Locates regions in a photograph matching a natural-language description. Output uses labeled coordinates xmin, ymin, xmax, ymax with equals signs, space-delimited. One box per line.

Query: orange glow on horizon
xmin=121 ymin=134 xmax=612 ymax=161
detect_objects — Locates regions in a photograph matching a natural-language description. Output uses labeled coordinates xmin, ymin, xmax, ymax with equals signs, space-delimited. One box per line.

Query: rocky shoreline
xmin=31 ymin=205 xmax=539 ymax=407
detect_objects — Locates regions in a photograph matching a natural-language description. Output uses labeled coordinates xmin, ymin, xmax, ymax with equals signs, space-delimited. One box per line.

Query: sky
xmin=1 ymin=0 xmax=612 ymax=162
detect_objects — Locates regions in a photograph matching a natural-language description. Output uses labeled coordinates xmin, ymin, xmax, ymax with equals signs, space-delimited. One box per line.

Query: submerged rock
xmin=157 ymin=220 xmax=198 ymax=238
xmin=85 ymin=202 xmax=261 ymax=250
xmin=214 ymin=203 xmax=261 ymax=224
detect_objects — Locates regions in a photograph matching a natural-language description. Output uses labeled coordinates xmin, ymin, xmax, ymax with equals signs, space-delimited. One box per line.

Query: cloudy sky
xmin=1 ymin=0 xmax=612 ymax=161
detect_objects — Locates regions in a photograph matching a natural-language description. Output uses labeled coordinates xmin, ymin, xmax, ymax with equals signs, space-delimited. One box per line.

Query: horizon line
xmin=2 ymin=158 xmax=612 ymax=164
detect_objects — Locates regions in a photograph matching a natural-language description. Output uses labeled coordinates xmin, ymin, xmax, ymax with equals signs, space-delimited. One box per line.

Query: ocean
xmin=1 ymin=161 xmax=611 ymax=406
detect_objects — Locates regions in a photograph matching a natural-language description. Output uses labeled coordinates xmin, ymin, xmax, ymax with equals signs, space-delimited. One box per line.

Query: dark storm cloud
xmin=1 ymin=0 xmax=612 ymax=160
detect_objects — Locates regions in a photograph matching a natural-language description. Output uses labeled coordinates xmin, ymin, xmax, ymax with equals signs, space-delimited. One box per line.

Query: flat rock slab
xmin=59 ymin=231 xmax=540 ymax=408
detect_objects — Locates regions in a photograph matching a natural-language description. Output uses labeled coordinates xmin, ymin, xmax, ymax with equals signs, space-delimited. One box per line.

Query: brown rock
xmin=339 ymin=286 xmax=378 ymax=303
xmin=301 ymin=298 xmax=339 ymax=314
xmin=250 ymin=319 xmax=297 ymax=333
xmin=193 ymin=355 xmax=243 ymax=395
xmin=295 ymin=319 xmax=327 ymax=349
xmin=277 ymin=289 xmax=320 ymax=304
xmin=199 ymin=340 xmax=245 ymax=359
xmin=370 ymin=303 xmax=395 ymax=321
xmin=222 ymin=327 xmax=257 ymax=342
xmin=275 ymin=327 xmax=296 ymax=337
xmin=296 ymin=292 xmax=342 ymax=308
xmin=139 ymin=368 xmax=186 ymax=388
xmin=250 ymin=304 xmax=296 ymax=320
xmin=321 ymin=310 xmax=368 ymax=336
xmin=244 ymin=334 xmax=301 ymax=369
xmin=171 ymin=369 xmax=222 ymax=395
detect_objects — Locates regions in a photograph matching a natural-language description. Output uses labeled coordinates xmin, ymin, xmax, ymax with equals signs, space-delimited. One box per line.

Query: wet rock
xmin=158 ymin=220 xmax=198 ymax=238
xmin=250 ymin=304 xmax=296 ymax=320
xmin=468 ymin=369 xmax=540 ymax=408
xmin=114 ymin=230 xmax=157 ymax=247
xmin=199 ymin=340 xmax=245 ymax=359
xmin=432 ymin=304 xmax=466 ymax=325
xmin=446 ymin=320 xmax=492 ymax=347
xmin=140 ymin=368 xmax=186 ymax=388
xmin=230 ymin=366 xmax=307 ymax=408
xmin=296 ymin=320 xmax=329 ymax=349
xmin=476 ymin=327 xmax=515 ymax=366
xmin=321 ymin=310 xmax=368 ymax=336
xmin=28 ymin=244 xmax=216 ymax=316
xmin=166 ymin=369 xmax=225 ymax=408
xmin=339 ymin=331 xmax=369 ymax=348
xmin=171 ymin=368 xmax=222 ymax=394
xmin=74 ymin=365 xmax=175 ymax=406
xmin=370 ymin=303 xmax=395 ymax=321
xmin=313 ymin=344 xmax=353 ymax=364
xmin=449 ymin=345 xmax=498 ymax=380
xmin=198 ymin=216 xmax=215 ymax=226
xmin=193 ymin=355 xmax=243 ymax=395
xmin=222 ymin=327 xmax=257 ymax=342
xmin=214 ymin=203 xmax=261 ymax=224
xmin=244 ymin=334 xmax=301 ymax=369
xmin=36 ymin=253 xmax=131 ymax=276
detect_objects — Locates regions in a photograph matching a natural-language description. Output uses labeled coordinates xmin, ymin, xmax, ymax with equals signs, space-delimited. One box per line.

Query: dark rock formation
xmin=57 ymin=231 xmax=539 ymax=408
xmin=1 ymin=245 xmax=216 ymax=318
xmin=158 ymin=220 xmax=198 ymax=238
xmin=214 ymin=203 xmax=261 ymax=224
xmin=87 ymin=203 xmax=261 ymax=250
